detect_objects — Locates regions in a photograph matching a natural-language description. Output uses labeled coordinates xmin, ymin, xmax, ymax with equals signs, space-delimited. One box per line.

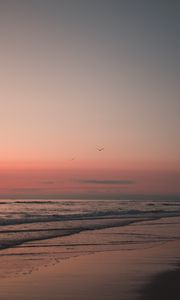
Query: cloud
xmin=8 ymin=188 xmax=45 ymax=193
xmin=78 ymin=179 xmax=135 ymax=185
xmin=40 ymin=180 xmax=56 ymax=185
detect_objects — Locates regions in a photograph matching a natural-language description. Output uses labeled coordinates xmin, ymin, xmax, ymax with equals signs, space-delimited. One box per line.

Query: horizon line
xmin=0 ymin=193 xmax=179 ymax=201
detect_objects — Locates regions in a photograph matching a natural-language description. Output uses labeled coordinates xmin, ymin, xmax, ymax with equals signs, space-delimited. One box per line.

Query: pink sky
xmin=0 ymin=2 xmax=179 ymax=198
xmin=0 ymin=166 xmax=179 ymax=198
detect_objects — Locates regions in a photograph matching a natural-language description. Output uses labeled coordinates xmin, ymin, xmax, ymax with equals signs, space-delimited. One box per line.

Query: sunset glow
xmin=0 ymin=1 xmax=179 ymax=198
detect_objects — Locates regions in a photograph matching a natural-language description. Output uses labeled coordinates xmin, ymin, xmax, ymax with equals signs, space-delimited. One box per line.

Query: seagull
xmin=68 ymin=156 xmax=76 ymax=161
xmin=96 ymin=146 xmax=104 ymax=151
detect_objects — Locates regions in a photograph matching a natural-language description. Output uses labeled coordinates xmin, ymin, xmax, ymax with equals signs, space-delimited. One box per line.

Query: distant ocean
xmin=0 ymin=198 xmax=180 ymax=277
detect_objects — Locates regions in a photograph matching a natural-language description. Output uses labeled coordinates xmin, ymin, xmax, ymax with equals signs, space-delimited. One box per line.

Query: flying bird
xmin=96 ymin=146 xmax=104 ymax=152
xmin=68 ymin=156 xmax=76 ymax=161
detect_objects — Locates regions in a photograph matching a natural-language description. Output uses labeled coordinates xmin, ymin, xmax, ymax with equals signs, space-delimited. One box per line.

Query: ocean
xmin=0 ymin=198 xmax=180 ymax=278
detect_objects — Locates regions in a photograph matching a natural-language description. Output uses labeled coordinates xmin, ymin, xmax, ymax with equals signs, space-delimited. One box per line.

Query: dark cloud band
xmin=78 ymin=179 xmax=135 ymax=185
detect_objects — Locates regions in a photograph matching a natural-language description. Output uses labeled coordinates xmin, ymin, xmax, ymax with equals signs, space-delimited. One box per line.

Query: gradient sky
xmin=0 ymin=1 xmax=180 ymax=197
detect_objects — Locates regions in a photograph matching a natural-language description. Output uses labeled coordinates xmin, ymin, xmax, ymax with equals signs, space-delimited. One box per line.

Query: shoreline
xmin=0 ymin=216 xmax=180 ymax=300
xmin=139 ymin=265 xmax=180 ymax=300
xmin=0 ymin=240 xmax=180 ymax=300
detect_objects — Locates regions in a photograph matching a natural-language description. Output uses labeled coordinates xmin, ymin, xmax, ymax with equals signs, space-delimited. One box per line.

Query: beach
xmin=0 ymin=240 xmax=179 ymax=300
xmin=0 ymin=208 xmax=179 ymax=300
xmin=1 ymin=1 xmax=180 ymax=299
xmin=139 ymin=267 xmax=180 ymax=300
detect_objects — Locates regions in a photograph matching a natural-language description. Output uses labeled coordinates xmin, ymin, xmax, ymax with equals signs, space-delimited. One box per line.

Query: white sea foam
xmin=0 ymin=199 xmax=180 ymax=250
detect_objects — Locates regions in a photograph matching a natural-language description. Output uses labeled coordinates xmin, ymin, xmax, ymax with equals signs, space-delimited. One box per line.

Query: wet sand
xmin=0 ymin=240 xmax=179 ymax=300
xmin=139 ymin=266 xmax=180 ymax=300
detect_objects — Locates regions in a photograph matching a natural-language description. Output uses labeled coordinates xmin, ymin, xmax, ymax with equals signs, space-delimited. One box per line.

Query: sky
xmin=0 ymin=1 xmax=180 ymax=198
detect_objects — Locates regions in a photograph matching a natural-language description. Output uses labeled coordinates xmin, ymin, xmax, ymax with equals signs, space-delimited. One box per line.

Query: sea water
xmin=0 ymin=198 xmax=180 ymax=277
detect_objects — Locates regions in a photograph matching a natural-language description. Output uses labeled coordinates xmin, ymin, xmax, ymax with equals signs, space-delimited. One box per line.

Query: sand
xmin=139 ymin=267 xmax=180 ymax=300
xmin=0 ymin=240 xmax=179 ymax=300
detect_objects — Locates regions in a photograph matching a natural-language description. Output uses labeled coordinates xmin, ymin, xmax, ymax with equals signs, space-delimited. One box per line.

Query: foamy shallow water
xmin=0 ymin=199 xmax=180 ymax=278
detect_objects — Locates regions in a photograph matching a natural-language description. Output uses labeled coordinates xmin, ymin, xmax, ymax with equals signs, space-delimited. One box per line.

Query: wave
xmin=0 ymin=217 xmax=156 ymax=251
xmin=0 ymin=200 xmax=82 ymax=205
xmin=0 ymin=200 xmax=66 ymax=205
xmin=0 ymin=209 xmax=180 ymax=227
xmin=1 ymin=197 xmax=180 ymax=253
